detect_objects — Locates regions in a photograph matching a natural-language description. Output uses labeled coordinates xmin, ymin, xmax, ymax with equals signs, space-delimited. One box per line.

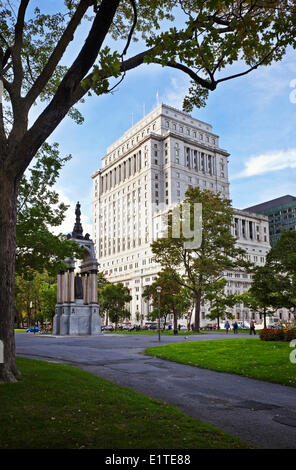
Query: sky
xmin=29 ymin=4 xmax=296 ymax=235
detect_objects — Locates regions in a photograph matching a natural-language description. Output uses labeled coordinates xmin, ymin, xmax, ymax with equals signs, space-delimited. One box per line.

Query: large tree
xmin=204 ymin=278 xmax=237 ymax=329
xmin=143 ymin=269 xmax=192 ymax=332
xmin=99 ymin=282 xmax=132 ymax=329
xmin=266 ymin=231 xmax=296 ymax=315
xmin=0 ymin=0 xmax=294 ymax=382
xmin=151 ymin=187 xmax=249 ymax=332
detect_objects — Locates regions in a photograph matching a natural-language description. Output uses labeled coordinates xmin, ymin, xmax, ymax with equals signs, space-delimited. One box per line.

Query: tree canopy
xmin=151 ymin=187 xmax=249 ymax=331
xmin=16 ymin=141 xmax=83 ymax=278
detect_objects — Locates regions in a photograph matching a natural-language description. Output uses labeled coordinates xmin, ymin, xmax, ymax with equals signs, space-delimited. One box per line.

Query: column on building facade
xmin=138 ymin=151 xmax=141 ymax=171
xmin=213 ymin=154 xmax=217 ymax=176
xmin=99 ymin=175 xmax=103 ymax=196
xmin=68 ymin=268 xmax=75 ymax=303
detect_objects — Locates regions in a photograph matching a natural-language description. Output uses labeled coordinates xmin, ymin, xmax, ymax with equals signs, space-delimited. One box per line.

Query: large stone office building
xmin=92 ymin=104 xmax=276 ymax=326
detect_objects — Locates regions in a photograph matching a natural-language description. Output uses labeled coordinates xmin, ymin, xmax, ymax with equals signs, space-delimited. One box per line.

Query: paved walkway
xmin=15 ymin=332 xmax=296 ymax=449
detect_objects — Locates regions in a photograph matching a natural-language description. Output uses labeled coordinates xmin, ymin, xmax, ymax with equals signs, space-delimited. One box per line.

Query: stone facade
xmin=92 ymin=104 xmax=289 ymax=327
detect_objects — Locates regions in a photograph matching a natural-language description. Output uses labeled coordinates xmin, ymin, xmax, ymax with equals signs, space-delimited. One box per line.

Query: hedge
xmin=259 ymin=328 xmax=296 ymax=342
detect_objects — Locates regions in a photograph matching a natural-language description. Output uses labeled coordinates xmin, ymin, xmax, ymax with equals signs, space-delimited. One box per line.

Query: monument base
xmin=53 ymin=302 xmax=101 ymax=336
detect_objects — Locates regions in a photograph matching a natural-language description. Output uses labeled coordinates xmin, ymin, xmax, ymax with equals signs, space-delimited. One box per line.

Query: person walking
xmin=233 ymin=321 xmax=238 ymax=334
xmin=224 ymin=321 xmax=230 ymax=334
xmin=249 ymin=320 xmax=256 ymax=335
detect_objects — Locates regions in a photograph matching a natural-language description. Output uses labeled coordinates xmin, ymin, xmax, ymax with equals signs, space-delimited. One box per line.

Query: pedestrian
xmin=249 ymin=320 xmax=256 ymax=335
xmin=233 ymin=321 xmax=238 ymax=334
xmin=224 ymin=320 xmax=230 ymax=334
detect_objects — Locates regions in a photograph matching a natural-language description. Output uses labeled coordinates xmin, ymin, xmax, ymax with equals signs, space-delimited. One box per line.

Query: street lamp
xmin=156 ymin=286 xmax=162 ymax=342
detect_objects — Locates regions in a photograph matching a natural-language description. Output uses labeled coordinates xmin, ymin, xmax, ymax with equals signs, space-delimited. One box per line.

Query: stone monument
xmin=52 ymin=202 xmax=101 ymax=335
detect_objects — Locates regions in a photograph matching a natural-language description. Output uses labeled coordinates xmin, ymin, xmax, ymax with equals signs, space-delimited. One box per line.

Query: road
xmin=15 ymin=332 xmax=296 ymax=449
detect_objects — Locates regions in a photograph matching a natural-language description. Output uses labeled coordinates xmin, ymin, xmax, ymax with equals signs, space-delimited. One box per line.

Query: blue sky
xmin=34 ymin=6 xmax=296 ymax=234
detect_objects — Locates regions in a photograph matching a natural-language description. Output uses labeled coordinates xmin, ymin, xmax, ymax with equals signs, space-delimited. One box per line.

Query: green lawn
xmin=0 ymin=357 xmax=248 ymax=449
xmin=145 ymin=338 xmax=296 ymax=388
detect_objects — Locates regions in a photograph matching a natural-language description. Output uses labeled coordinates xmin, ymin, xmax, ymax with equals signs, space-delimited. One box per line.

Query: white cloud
xmin=163 ymin=76 xmax=190 ymax=109
xmin=232 ymin=148 xmax=296 ymax=179
xmin=52 ymin=190 xmax=92 ymax=237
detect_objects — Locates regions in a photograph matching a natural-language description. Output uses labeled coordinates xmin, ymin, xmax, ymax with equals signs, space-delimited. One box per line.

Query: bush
xmin=259 ymin=328 xmax=296 ymax=342
xmin=284 ymin=328 xmax=296 ymax=342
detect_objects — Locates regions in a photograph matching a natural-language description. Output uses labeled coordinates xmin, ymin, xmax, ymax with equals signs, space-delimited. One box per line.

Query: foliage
xmin=266 ymin=231 xmax=296 ymax=312
xmin=16 ymin=142 xmax=83 ymax=278
xmin=259 ymin=328 xmax=296 ymax=342
xmin=151 ymin=187 xmax=249 ymax=331
xmin=205 ymin=278 xmax=237 ymax=327
xmin=15 ymin=270 xmax=57 ymax=327
xmin=238 ymin=263 xmax=290 ymax=328
xmin=143 ymin=269 xmax=192 ymax=329
xmin=99 ymin=282 xmax=132 ymax=326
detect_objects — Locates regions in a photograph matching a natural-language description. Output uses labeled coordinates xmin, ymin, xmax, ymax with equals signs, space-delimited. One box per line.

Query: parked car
xmin=102 ymin=324 xmax=114 ymax=331
xmin=268 ymin=324 xmax=283 ymax=330
xmin=25 ymin=327 xmax=40 ymax=333
xmin=148 ymin=323 xmax=158 ymax=330
xmin=178 ymin=325 xmax=187 ymax=331
xmin=122 ymin=324 xmax=135 ymax=331
xmin=237 ymin=322 xmax=249 ymax=330
xmin=203 ymin=323 xmax=217 ymax=330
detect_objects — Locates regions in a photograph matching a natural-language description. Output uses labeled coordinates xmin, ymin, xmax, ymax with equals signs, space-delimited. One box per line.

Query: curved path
xmin=15 ymin=332 xmax=296 ymax=449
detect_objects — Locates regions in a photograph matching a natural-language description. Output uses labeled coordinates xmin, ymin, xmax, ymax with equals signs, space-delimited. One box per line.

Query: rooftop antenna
xmin=156 ymin=91 xmax=159 ymax=106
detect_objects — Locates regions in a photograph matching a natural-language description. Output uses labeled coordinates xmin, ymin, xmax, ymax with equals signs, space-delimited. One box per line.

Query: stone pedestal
xmin=53 ymin=300 xmax=101 ymax=336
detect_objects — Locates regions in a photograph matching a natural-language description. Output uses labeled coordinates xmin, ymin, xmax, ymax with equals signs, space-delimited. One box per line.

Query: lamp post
xmin=156 ymin=286 xmax=162 ymax=342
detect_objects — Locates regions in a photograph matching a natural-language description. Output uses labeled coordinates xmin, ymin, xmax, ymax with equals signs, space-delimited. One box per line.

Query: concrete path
xmin=15 ymin=332 xmax=296 ymax=449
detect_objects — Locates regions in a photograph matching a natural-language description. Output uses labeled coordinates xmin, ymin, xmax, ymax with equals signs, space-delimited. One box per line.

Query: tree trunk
xmin=172 ymin=305 xmax=178 ymax=334
xmin=0 ymin=170 xmax=20 ymax=383
xmin=187 ymin=307 xmax=193 ymax=330
xmin=194 ymin=290 xmax=201 ymax=332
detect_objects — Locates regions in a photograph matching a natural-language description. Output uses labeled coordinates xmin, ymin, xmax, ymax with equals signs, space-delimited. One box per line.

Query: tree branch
xmin=25 ymin=0 xmax=94 ymax=110
xmin=12 ymin=0 xmax=30 ymax=90
xmin=9 ymin=0 xmax=121 ymax=177
xmin=121 ymin=0 xmax=138 ymax=58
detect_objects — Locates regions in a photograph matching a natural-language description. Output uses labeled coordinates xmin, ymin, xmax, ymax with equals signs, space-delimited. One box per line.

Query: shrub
xmin=259 ymin=328 xmax=285 ymax=341
xmin=259 ymin=328 xmax=296 ymax=342
xmin=284 ymin=328 xmax=296 ymax=342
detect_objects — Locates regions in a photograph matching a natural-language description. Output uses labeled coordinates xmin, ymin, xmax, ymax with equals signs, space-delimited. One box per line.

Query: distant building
xmin=245 ymin=195 xmax=296 ymax=246
xmin=92 ymin=103 xmax=274 ymax=326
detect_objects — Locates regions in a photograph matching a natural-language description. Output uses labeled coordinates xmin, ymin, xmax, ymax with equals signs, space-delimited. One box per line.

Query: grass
xmin=145 ymin=338 xmax=296 ymax=388
xmin=0 ymin=357 xmax=249 ymax=449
